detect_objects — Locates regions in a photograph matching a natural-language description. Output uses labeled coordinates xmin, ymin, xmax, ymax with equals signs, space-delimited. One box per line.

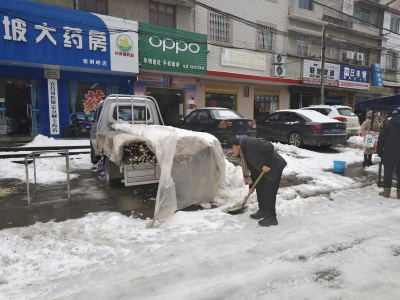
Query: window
xmin=358 ymin=47 xmax=369 ymax=66
xmin=391 ymin=16 xmax=400 ymax=33
xmin=186 ymin=112 xmax=197 ymax=122
xmin=297 ymin=34 xmax=311 ymax=57
xmin=211 ymin=109 xmax=243 ymax=119
xmin=257 ymin=26 xmax=274 ymax=51
xmin=113 ymin=106 xmax=151 ymax=122
xmin=149 ymin=1 xmax=175 ymax=28
xmin=386 ymin=51 xmax=398 ymax=70
xmin=209 ymin=12 xmax=231 ymax=44
xmin=196 ymin=111 xmax=209 ymax=121
xmin=360 ymin=8 xmax=370 ymax=27
xmin=337 ymin=108 xmax=356 ymax=116
xmin=299 ymin=0 xmax=312 ymax=10
xmin=75 ymin=0 xmax=107 ymax=14
xmin=266 ymin=113 xmax=281 ymax=121
xmin=330 ymin=41 xmax=343 ymax=62
xmin=206 ymin=92 xmax=236 ymax=110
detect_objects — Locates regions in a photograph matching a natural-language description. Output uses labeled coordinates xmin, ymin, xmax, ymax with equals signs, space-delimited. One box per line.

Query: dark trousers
xmin=251 ymin=172 xmax=282 ymax=217
xmin=384 ymin=164 xmax=400 ymax=189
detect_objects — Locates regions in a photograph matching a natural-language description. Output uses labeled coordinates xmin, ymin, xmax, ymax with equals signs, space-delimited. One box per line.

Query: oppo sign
xmin=149 ymin=36 xmax=200 ymax=54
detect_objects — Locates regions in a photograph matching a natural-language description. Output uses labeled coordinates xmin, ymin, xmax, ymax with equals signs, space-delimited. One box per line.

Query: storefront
xmin=0 ymin=0 xmax=138 ymax=137
xmin=138 ymin=23 xmax=207 ymax=125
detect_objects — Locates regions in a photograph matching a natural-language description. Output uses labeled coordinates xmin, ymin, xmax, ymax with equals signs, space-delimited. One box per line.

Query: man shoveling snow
xmin=227 ymin=137 xmax=287 ymax=227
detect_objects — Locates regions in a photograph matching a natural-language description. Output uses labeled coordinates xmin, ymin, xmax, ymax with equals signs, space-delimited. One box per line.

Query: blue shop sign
xmin=0 ymin=0 xmax=138 ymax=74
xmin=371 ymin=63 xmax=384 ymax=87
xmin=339 ymin=65 xmax=370 ymax=90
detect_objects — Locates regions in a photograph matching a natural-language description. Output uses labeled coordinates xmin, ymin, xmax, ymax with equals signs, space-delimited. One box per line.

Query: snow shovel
xmin=226 ymin=170 xmax=266 ymax=215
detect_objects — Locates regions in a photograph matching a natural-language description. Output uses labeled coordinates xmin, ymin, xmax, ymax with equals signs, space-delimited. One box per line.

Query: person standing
xmin=227 ymin=137 xmax=287 ymax=227
xmin=361 ymin=111 xmax=383 ymax=167
xmin=377 ymin=111 xmax=400 ymax=199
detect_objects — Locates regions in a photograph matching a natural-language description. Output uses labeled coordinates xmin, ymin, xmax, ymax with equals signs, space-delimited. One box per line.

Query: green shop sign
xmin=139 ymin=23 xmax=207 ymax=75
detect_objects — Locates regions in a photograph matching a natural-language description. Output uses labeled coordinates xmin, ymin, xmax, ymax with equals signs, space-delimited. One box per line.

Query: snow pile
xmin=347 ymin=135 xmax=364 ymax=147
xmin=22 ymin=135 xmax=90 ymax=147
xmin=1 ymin=187 xmax=400 ymax=300
xmin=0 ymin=154 xmax=93 ymax=184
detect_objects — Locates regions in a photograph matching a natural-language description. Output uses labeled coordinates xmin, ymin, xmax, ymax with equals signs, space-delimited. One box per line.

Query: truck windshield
xmin=113 ymin=106 xmax=150 ymax=121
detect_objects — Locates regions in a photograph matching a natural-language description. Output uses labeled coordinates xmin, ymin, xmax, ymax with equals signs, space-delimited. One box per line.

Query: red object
xmin=311 ymin=125 xmax=323 ymax=131
xmin=226 ymin=121 xmax=233 ymax=126
xmin=359 ymin=133 xmax=363 ymax=137
xmin=334 ymin=117 xmax=347 ymax=122
xmin=210 ymin=100 xmax=217 ymax=107
xmin=248 ymin=121 xmax=254 ymax=127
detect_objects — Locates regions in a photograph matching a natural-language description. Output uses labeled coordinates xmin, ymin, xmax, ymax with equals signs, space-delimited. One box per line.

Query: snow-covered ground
xmin=1 ymin=141 xmax=398 ymax=300
xmin=21 ymin=135 xmax=90 ymax=147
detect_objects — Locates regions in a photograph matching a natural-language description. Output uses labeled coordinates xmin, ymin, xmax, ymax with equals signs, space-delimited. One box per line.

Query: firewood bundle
xmin=123 ymin=143 xmax=158 ymax=167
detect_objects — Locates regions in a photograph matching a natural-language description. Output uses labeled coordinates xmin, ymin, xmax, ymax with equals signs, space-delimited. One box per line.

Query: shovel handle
xmin=241 ymin=170 xmax=266 ymax=208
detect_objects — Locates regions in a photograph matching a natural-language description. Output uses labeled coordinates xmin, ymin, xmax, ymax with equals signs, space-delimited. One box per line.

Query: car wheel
xmin=90 ymin=143 xmax=100 ymax=165
xmin=289 ymin=132 xmax=303 ymax=147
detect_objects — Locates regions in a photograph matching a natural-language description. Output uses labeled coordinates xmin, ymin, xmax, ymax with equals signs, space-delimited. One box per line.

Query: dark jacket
xmin=240 ymin=137 xmax=287 ymax=183
xmin=377 ymin=115 xmax=400 ymax=165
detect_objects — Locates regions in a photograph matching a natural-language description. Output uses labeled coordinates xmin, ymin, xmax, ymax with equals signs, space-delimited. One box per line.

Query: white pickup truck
xmin=90 ymin=94 xmax=164 ymax=187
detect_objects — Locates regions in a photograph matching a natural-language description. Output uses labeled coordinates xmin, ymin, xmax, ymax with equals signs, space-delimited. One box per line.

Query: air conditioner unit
xmin=272 ymin=65 xmax=286 ymax=77
xmin=356 ymin=53 xmax=364 ymax=61
xmin=273 ymin=54 xmax=285 ymax=64
xmin=345 ymin=51 xmax=354 ymax=60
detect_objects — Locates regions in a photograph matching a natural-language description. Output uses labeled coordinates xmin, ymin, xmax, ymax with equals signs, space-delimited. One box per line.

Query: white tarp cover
xmin=96 ymin=121 xmax=226 ymax=223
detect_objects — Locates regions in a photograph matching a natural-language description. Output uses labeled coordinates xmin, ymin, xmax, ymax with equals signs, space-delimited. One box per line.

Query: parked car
xmin=257 ymin=109 xmax=347 ymax=147
xmin=174 ymin=108 xmax=257 ymax=143
xmin=300 ymin=105 xmax=360 ymax=138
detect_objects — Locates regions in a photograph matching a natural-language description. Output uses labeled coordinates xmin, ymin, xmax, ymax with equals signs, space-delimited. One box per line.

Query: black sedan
xmin=174 ymin=108 xmax=257 ymax=143
xmin=257 ymin=109 xmax=347 ymax=147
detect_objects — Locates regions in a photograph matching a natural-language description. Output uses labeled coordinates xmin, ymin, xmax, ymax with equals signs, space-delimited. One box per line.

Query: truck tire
xmin=105 ymin=158 xmax=120 ymax=188
xmin=90 ymin=144 xmax=100 ymax=165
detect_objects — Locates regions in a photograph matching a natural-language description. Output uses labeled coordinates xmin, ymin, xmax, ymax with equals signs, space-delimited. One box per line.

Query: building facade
xmin=0 ymin=0 xmax=139 ymax=137
xmin=286 ymin=0 xmax=390 ymax=109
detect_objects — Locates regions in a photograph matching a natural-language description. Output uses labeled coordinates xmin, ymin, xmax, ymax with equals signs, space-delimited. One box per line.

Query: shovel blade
xmin=226 ymin=207 xmax=247 ymax=215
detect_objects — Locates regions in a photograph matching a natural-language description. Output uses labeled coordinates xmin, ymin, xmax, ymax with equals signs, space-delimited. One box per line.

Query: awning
xmin=355 ymin=95 xmax=400 ymax=110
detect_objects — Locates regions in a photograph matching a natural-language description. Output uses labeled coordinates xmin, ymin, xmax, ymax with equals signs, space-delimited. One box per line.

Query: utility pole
xmin=320 ymin=25 xmax=326 ymax=105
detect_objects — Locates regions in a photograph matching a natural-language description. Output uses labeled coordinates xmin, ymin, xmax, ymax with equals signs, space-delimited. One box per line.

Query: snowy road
xmin=1 ymin=136 xmax=400 ymax=299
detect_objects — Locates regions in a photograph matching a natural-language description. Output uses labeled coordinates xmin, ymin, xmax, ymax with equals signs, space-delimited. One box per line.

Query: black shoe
xmin=367 ymin=160 xmax=374 ymax=166
xmin=363 ymin=161 xmax=369 ymax=167
xmin=250 ymin=210 xmax=267 ymax=219
xmin=258 ymin=216 xmax=278 ymax=227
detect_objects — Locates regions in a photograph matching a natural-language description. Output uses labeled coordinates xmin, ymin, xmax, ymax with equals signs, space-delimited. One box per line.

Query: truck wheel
xmin=90 ymin=144 xmax=100 ymax=165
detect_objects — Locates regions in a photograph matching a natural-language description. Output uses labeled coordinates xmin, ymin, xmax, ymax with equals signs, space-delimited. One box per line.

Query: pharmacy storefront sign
xmin=0 ymin=0 xmax=139 ymax=74
xmin=139 ymin=22 xmax=207 ymax=74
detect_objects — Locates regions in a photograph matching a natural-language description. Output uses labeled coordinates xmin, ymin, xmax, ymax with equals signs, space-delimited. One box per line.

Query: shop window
xmin=206 ymin=92 xmax=236 ymax=110
xmin=254 ymin=94 xmax=279 ymax=122
xmin=150 ymin=1 xmax=175 ymax=28
xmin=297 ymin=34 xmax=311 ymax=57
xmin=69 ymin=81 xmax=118 ymax=120
xmin=209 ymin=12 xmax=231 ymax=45
xmin=75 ymin=0 xmax=107 ymax=15
xmin=359 ymin=8 xmax=370 ymax=27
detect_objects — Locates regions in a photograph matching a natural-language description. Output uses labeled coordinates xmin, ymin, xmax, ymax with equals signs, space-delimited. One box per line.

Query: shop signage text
xmin=44 ymin=69 xmax=60 ymax=79
xmin=221 ymin=48 xmax=266 ymax=71
xmin=371 ymin=63 xmax=384 ymax=88
xmin=302 ymin=60 xmax=340 ymax=87
xmin=0 ymin=0 xmax=139 ymax=73
xmin=339 ymin=65 xmax=370 ymax=90
xmin=369 ymin=86 xmax=394 ymax=93
xmin=139 ymin=23 xmax=207 ymax=75
xmin=47 ymin=79 xmax=59 ymax=135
